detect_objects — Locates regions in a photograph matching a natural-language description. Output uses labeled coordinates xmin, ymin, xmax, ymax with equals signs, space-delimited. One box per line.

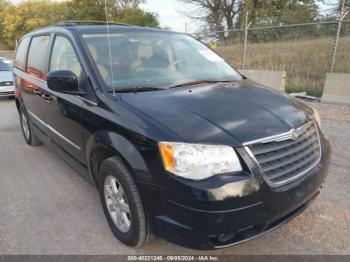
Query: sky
xmin=141 ymin=0 xmax=194 ymax=32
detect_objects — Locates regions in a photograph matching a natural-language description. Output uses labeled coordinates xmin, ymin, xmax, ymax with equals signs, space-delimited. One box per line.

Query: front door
xmin=44 ymin=35 xmax=86 ymax=164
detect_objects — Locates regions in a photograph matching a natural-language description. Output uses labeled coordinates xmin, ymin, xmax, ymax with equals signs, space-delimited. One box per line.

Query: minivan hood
xmin=121 ymin=80 xmax=314 ymax=146
xmin=0 ymin=71 xmax=13 ymax=82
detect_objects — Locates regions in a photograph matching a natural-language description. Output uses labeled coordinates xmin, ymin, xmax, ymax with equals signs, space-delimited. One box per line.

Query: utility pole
xmin=242 ymin=11 xmax=252 ymax=70
xmin=329 ymin=0 xmax=349 ymax=73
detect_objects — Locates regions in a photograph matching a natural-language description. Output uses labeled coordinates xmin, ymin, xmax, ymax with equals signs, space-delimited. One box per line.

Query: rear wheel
xmin=98 ymin=156 xmax=152 ymax=247
xmin=19 ymin=105 xmax=42 ymax=146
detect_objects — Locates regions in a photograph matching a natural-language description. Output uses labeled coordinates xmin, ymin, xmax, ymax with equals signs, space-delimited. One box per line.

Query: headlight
xmin=311 ymin=106 xmax=321 ymax=126
xmin=159 ymin=142 xmax=242 ymax=181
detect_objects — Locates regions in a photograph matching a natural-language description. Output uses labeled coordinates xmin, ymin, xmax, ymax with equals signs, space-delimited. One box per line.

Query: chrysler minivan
xmin=14 ymin=22 xmax=331 ymax=249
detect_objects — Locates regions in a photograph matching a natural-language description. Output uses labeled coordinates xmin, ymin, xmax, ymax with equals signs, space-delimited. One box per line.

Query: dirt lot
xmin=0 ymin=98 xmax=349 ymax=255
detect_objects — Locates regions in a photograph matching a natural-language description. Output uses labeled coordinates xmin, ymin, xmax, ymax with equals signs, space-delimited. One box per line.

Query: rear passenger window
xmin=15 ymin=37 xmax=31 ymax=71
xmin=27 ymin=35 xmax=50 ymax=80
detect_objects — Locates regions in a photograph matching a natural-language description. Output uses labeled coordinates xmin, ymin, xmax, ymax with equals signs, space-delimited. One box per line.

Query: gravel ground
xmin=0 ymin=98 xmax=349 ymax=255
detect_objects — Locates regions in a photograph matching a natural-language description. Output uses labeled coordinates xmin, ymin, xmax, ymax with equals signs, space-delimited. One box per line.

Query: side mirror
xmin=47 ymin=70 xmax=84 ymax=95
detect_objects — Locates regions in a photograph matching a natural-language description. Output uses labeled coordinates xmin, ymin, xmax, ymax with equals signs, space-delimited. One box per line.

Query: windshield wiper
xmin=168 ymin=80 xmax=235 ymax=89
xmin=111 ymin=86 xmax=164 ymax=93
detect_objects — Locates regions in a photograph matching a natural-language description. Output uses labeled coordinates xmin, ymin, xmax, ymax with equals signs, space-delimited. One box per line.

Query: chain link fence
xmin=194 ymin=19 xmax=350 ymax=97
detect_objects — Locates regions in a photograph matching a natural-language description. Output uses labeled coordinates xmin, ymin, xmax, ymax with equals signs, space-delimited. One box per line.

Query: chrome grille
xmin=245 ymin=121 xmax=321 ymax=187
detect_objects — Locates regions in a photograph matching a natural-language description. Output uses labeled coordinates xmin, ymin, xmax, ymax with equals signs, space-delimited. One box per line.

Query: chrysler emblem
xmin=291 ymin=129 xmax=301 ymax=140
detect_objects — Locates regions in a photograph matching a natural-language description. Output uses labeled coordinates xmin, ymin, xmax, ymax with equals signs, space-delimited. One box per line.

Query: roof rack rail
xmin=53 ymin=20 xmax=130 ymax=27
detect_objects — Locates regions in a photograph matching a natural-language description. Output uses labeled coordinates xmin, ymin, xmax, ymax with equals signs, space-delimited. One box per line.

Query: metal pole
xmin=242 ymin=11 xmax=250 ymax=70
xmin=330 ymin=0 xmax=346 ymax=73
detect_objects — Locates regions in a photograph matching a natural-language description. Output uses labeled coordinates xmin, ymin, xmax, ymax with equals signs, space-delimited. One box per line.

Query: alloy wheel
xmin=21 ymin=111 xmax=30 ymax=141
xmin=104 ymin=175 xmax=131 ymax=233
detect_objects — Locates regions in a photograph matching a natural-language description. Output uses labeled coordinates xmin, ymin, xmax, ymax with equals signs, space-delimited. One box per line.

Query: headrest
xmin=137 ymin=44 xmax=153 ymax=59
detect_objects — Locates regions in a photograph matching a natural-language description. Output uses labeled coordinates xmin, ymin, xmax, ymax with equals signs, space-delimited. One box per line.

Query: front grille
xmin=0 ymin=91 xmax=14 ymax=95
xmin=246 ymin=121 xmax=321 ymax=187
xmin=0 ymin=81 xmax=13 ymax=86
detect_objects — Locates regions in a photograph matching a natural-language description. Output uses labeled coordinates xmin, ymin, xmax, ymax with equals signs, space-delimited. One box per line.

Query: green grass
xmin=216 ymin=36 xmax=350 ymax=97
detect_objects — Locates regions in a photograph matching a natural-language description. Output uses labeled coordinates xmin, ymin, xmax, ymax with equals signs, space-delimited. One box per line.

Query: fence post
xmin=242 ymin=11 xmax=251 ymax=70
xmin=329 ymin=0 xmax=349 ymax=73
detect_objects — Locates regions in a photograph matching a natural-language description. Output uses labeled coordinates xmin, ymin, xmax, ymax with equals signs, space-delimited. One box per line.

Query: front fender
xmin=86 ymin=130 xmax=152 ymax=184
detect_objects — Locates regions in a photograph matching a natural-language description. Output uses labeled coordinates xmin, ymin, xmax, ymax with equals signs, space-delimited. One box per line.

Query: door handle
xmin=42 ymin=94 xmax=53 ymax=102
xmin=33 ymin=89 xmax=42 ymax=96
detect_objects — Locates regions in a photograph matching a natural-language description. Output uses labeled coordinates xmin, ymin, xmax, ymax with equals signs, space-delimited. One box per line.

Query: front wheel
xmin=98 ymin=156 xmax=152 ymax=247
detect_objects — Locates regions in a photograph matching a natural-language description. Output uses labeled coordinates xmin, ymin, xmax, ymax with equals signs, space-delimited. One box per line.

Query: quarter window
xmin=49 ymin=36 xmax=82 ymax=78
xmin=27 ymin=35 xmax=50 ymax=80
xmin=15 ymin=37 xmax=31 ymax=71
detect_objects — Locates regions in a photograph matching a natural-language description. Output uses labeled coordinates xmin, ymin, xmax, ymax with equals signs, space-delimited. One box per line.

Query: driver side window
xmin=50 ymin=36 xmax=82 ymax=79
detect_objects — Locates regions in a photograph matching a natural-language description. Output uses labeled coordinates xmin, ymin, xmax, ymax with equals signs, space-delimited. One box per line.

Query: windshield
xmin=82 ymin=31 xmax=242 ymax=91
xmin=0 ymin=59 xmax=12 ymax=71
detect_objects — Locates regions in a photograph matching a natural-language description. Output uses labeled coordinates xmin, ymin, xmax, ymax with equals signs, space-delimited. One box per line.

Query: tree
xmin=66 ymin=0 xmax=158 ymax=26
xmin=179 ymin=0 xmax=243 ymax=34
xmin=2 ymin=0 xmax=71 ymax=47
xmin=115 ymin=8 xmax=159 ymax=27
xmin=241 ymin=0 xmax=319 ymax=26
xmin=237 ymin=0 xmax=320 ymax=42
xmin=1 ymin=0 xmax=159 ymax=48
xmin=117 ymin=0 xmax=145 ymax=8
xmin=324 ymin=0 xmax=349 ymax=16
xmin=0 ymin=0 xmax=10 ymax=41
xmin=65 ymin=0 xmax=110 ymax=21
xmin=179 ymin=0 xmax=321 ymax=42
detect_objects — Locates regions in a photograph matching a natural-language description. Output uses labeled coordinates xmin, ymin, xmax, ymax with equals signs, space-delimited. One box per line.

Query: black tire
xmin=19 ymin=104 xmax=42 ymax=146
xmin=98 ymin=156 xmax=152 ymax=247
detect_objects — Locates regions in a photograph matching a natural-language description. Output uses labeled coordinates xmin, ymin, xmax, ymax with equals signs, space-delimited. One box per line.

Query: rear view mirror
xmin=47 ymin=70 xmax=83 ymax=95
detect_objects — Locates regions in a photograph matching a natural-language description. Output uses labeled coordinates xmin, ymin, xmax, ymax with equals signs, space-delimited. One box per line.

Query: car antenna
xmin=104 ymin=0 xmax=117 ymax=98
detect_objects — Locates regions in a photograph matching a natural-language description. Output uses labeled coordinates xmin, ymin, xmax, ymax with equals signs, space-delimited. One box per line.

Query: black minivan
xmin=14 ymin=23 xmax=331 ymax=250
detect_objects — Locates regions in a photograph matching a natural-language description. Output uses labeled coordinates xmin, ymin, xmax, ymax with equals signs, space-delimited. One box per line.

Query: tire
xmin=19 ymin=104 xmax=42 ymax=146
xmin=98 ymin=156 xmax=152 ymax=247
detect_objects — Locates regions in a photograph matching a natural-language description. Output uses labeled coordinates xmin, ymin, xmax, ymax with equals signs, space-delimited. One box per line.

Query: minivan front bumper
xmin=137 ymin=135 xmax=331 ymax=250
xmin=0 ymin=85 xmax=15 ymax=97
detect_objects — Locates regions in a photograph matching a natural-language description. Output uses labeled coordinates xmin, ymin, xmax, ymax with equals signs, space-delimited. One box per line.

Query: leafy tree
xmin=0 ymin=0 xmax=10 ymax=42
xmin=241 ymin=0 xmax=319 ymax=26
xmin=179 ymin=0 xmax=321 ymax=42
xmin=117 ymin=0 xmax=145 ymax=8
xmin=325 ymin=0 xmax=349 ymax=16
xmin=115 ymin=8 xmax=159 ymax=27
xmin=179 ymin=0 xmax=242 ymax=33
xmin=1 ymin=0 xmax=159 ymax=48
xmin=66 ymin=0 xmax=158 ymax=26
xmin=2 ymin=0 xmax=71 ymax=47
xmin=239 ymin=0 xmax=320 ymax=42
xmin=65 ymin=0 xmax=108 ymax=21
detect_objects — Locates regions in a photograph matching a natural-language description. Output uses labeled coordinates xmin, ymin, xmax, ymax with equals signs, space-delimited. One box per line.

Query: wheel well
xmin=15 ymin=98 xmax=20 ymax=112
xmin=90 ymin=147 xmax=115 ymax=189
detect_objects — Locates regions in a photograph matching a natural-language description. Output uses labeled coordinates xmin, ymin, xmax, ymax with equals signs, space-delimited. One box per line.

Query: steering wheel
xmin=133 ymin=68 xmax=164 ymax=78
xmin=133 ymin=63 xmax=145 ymax=73
xmin=168 ymin=60 xmax=184 ymax=68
